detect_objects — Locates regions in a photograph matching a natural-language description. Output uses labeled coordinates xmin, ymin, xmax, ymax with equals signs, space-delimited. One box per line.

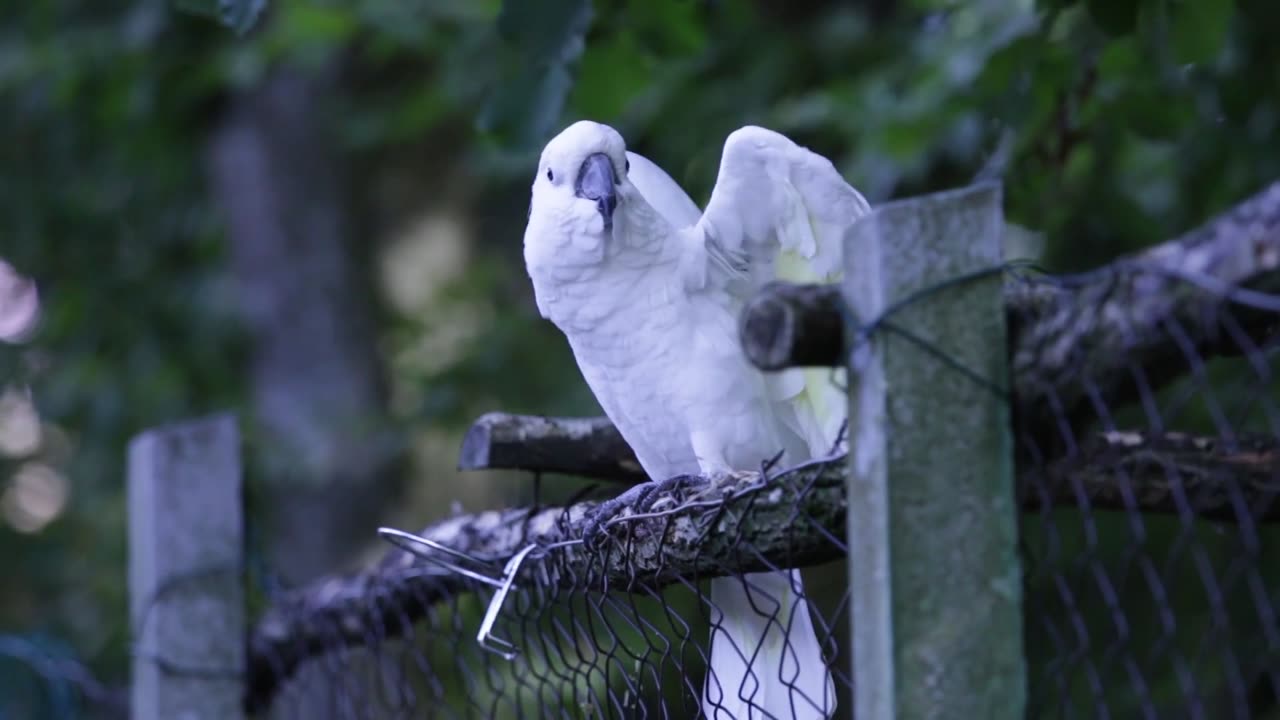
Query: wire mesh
xmin=245 ymin=249 xmax=1279 ymax=718
xmin=254 ymin=459 xmax=850 ymax=719
xmin=1013 ymin=268 xmax=1280 ymax=719
xmin=15 ymin=191 xmax=1278 ymax=719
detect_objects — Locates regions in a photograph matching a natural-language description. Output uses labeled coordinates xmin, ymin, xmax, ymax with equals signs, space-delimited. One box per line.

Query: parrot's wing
xmin=692 ymin=125 xmax=870 ymax=290
xmin=625 ymin=150 xmax=702 ymax=228
xmin=692 ymin=126 xmax=872 ymax=456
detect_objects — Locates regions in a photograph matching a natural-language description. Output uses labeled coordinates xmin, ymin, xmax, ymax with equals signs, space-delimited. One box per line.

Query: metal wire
xmin=10 ymin=263 xmax=1277 ymax=720
xmin=259 ymin=266 xmax=1280 ymax=719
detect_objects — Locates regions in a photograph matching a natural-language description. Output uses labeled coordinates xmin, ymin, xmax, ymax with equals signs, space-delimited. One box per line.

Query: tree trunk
xmin=206 ymin=63 xmax=403 ymax=587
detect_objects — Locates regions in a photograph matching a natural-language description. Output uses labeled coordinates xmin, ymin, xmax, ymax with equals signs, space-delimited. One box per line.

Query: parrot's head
xmin=531 ymin=120 xmax=630 ymax=236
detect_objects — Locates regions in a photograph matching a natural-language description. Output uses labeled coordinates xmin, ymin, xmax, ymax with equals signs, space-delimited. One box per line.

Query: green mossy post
xmin=129 ymin=414 xmax=246 ymax=720
xmin=843 ymin=183 xmax=1025 ymax=719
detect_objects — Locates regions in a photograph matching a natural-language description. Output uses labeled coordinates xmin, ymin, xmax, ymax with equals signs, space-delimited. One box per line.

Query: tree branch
xmin=737 ymin=181 xmax=1280 ymax=430
xmin=245 ymin=457 xmax=841 ymax=712
xmin=1011 ymin=180 xmax=1280 ymax=433
xmin=1026 ymin=430 xmax=1280 ymax=521
xmin=462 ymin=184 xmax=1280 ymax=481
xmin=458 ymin=412 xmax=645 ymax=484
xmin=738 ymin=280 xmax=847 ymax=371
xmin=208 ymin=65 xmax=405 ymax=586
xmin=249 ymin=430 xmax=1279 ymax=709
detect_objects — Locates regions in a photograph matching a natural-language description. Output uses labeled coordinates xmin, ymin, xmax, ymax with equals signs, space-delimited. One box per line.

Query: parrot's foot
xmin=581 ymin=474 xmax=706 ymax=549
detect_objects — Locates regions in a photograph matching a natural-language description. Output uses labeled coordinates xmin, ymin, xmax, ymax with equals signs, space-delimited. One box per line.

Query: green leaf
xmin=173 ymin=0 xmax=267 ymax=35
xmin=569 ymin=32 xmax=653 ymax=120
xmin=271 ymin=3 xmax=358 ymax=50
xmin=976 ymin=35 xmax=1039 ymax=98
xmin=1170 ymin=0 xmax=1234 ymax=64
xmin=1097 ymin=36 xmax=1141 ymax=78
xmin=480 ymin=0 xmax=593 ymax=149
xmin=1086 ymin=0 xmax=1139 ymax=35
xmin=978 ymin=37 xmax=1074 ymax=130
xmin=496 ymin=0 xmax=593 ymax=65
xmin=1119 ymin=88 xmax=1194 ymax=141
xmin=479 ymin=63 xmax=576 ymax=149
xmin=628 ymin=0 xmax=706 ymax=56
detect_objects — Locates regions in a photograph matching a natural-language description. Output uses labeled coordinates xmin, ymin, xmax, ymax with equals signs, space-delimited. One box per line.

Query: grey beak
xmin=575 ymin=153 xmax=618 ymax=231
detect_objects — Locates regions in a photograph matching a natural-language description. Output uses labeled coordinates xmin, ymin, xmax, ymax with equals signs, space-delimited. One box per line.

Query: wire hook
xmin=475 ymin=543 xmax=542 ymax=660
xmin=377 ymin=528 xmax=569 ymax=660
xmin=377 ymin=527 xmax=506 ymax=589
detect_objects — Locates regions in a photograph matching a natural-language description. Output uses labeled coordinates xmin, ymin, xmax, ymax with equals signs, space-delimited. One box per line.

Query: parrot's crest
xmin=539 ymin=120 xmax=628 ymax=177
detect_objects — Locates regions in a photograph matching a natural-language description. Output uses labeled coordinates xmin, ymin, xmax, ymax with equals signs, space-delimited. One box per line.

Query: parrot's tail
xmin=702 ymin=570 xmax=836 ymax=719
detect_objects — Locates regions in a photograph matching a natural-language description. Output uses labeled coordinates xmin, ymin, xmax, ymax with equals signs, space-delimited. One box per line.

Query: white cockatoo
xmin=523 ymin=120 xmax=869 ymax=719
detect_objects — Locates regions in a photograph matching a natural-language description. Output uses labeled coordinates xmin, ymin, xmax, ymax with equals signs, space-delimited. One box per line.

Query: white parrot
xmin=523 ymin=120 xmax=869 ymax=719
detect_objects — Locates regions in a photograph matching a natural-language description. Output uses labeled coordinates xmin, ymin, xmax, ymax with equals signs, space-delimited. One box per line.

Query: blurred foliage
xmin=176 ymin=0 xmax=267 ymax=34
xmin=2 ymin=0 xmax=1278 ymax=715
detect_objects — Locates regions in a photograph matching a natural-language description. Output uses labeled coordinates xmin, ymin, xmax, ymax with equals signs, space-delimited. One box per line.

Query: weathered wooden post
xmin=129 ymin=413 xmax=246 ymax=720
xmin=843 ymin=183 xmax=1025 ymax=718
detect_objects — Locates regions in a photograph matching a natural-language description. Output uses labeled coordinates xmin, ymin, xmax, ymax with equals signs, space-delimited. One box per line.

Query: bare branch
xmin=736 ymin=181 xmax=1280 ymax=426
xmin=458 ymin=412 xmax=645 ymax=484
xmin=1012 ymin=180 xmax=1280 ymax=432
xmin=736 ymin=283 xmax=833 ymax=368
xmin=245 ymin=457 xmax=839 ymax=712
xmin=739 ymin=281 xmax=846 ymax=370
xmin=249 ymin=430 xmax=1280 ymax=709
xmin=465 ymin=185 xmax=1280 ymax=479
xmin=1026 ymin=430 xmax=1280 ymax=521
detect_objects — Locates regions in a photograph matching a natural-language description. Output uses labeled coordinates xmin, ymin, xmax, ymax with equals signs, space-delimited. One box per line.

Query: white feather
xmin=525 ymin=122 xmax=868 ymax=719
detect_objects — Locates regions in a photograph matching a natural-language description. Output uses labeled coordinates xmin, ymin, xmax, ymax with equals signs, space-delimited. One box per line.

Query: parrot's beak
xmin=575 ymin=152 xmax=618 ymax=231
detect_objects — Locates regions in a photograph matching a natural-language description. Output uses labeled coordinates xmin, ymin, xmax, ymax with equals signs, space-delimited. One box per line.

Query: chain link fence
xmin=7 ymin=182 xmax=1279 ymax=720
xmin=250 ymin=183 xmax=1278 ymax=719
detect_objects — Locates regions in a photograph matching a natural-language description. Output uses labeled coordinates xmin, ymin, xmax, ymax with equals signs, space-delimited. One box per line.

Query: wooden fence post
xmin=843 ymin=183 xmax=1025 ymax=718
xmin=128 ymin=413 xmax=245 ymax=719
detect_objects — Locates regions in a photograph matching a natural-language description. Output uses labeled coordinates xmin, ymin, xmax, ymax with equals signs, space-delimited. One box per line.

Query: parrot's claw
xmin=581 ymin=474 xmax=706 ymax=550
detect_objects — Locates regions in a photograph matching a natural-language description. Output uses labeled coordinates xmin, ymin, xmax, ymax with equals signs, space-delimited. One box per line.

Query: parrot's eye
xmin=625 ymin=159 xmax=630 ymax=173
xmin=546 ymin=169 xmax=554 ymax=182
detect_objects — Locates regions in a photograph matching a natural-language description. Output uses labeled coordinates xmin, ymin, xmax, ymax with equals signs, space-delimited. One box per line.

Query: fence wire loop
xmin=475 ymin=543 xmax=543 ymax=660
xmin=377 ymin=527 xmax=508 ymax=589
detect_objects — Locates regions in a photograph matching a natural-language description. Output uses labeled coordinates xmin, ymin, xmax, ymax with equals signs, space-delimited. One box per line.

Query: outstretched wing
xmin=693 ymin=126 xmax=872 ymax=456
xmin=694 ymin=126 xmax=871 ymax=290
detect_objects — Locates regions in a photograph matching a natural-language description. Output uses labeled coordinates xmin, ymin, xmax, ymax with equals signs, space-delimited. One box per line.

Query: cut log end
xmin=457 ymin=417 xmax=493 ymax=471
xmin=739 ymin=282 xmax=845 ymax=370
xmin=740 ymin=294 xmax=794 ymax=370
